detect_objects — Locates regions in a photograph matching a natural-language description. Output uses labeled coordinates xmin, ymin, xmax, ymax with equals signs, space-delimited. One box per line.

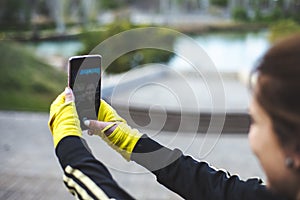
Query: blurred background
xmin=1 ymin=0 xmax=300 ymax=199
xmin=0 ymin=0 xmax=300 ymax=111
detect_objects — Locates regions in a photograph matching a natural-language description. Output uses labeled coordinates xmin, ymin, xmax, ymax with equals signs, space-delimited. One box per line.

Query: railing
xmin=113 ymin=103 xmax=250 ymax=134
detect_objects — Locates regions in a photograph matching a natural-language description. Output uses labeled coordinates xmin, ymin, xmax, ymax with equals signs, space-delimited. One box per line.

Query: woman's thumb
xmin=84 ymin=120 xmax=108 ymax=129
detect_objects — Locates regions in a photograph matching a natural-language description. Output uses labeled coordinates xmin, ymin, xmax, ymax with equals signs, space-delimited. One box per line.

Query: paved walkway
xmin=0 ymin=111 xmax=265 ymax=200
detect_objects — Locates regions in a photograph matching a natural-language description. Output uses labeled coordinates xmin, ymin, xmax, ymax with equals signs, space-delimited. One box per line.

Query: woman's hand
xmin=84 ymin=100 xmax=142 ymax=161
xmin=48 ymin=88 xmax=82 ymax=148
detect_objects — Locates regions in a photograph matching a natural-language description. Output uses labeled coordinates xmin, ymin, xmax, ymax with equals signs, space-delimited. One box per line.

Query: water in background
xmin=24 ymin=40 xmax=83 ymax=69
xmin=26 ymin=40 xmax=83 ymax=58
xmin=26 ymin=31 xmax=270 ymax=72
xmin=170 ymin=31 xmax=270 ymax=72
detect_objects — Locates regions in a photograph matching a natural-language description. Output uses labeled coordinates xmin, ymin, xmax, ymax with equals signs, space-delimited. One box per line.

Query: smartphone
xmin=68 ymin=55 xmax=101 ymax=130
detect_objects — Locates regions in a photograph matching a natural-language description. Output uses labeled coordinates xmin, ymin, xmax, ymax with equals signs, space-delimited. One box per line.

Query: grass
xmin=0 ymin=41 xmax=67 ymax=112
xmin=269 ymin=19 xmax=300 ymax=42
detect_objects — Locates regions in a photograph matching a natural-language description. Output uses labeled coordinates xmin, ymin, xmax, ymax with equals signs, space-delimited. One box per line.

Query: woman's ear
xmin=284 ymin=145 xmax=300 ymax=170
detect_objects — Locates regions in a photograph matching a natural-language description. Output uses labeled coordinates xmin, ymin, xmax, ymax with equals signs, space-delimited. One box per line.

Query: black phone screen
xmin=68 ymin=55 xmax=101 ymax=130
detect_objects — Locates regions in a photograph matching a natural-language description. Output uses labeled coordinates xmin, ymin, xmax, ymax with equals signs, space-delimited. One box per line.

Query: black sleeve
xmin=131 ymin=135 xmax=284 ymax=200
xmin=55 ymin=136 xmax=134 ymax=200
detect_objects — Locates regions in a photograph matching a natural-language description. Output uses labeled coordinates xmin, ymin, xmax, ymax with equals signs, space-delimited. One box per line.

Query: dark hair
xmin=254 ymin=34 xmax=300 ymax=149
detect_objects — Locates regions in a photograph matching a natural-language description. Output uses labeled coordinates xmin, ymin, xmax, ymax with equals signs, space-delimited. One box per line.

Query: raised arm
xmin=85 ymin=100 xmax=282 ymax=200
xmin=48 ymin=88 xmax=134 ymax=200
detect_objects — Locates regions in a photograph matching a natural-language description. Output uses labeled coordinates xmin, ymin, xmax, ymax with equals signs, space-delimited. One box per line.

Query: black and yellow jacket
xmin=56 ymin=135 xmax=287 ymax=200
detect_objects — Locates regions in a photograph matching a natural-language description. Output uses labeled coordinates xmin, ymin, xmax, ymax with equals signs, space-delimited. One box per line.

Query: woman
xmin=49 ymin=34 xmax=300 ymax=200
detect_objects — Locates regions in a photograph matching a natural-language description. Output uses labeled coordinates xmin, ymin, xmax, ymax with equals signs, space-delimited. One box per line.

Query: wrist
xmin=51 ymin=102 xmax=82 ymax=147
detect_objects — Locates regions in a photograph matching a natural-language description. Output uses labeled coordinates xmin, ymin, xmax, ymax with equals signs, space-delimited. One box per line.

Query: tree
xmin=79 ymin=21 xmax=176 ymax=74
xmin=211 ymin=0 xmax=228 ymax=7
xmin=0 ymin=0 xmax=32 ymax=29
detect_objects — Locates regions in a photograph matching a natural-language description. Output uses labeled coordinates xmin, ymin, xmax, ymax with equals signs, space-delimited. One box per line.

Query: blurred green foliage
xmin=210 ymin=0 xmax=228 ymax=7
xmin=101 ymin=0 xmax=127 ymax=10
xmin=0 ymin=41 xmax=66 ymax=111
xmin=233 ymin=0 xmax=300 ymax=24
xmin=252 ymin=6 xmax=284 ymax=23
xmin=0 ymin=0 xmax=32 ymax=29
xmin=79 ymin=21 xmax=175 ymax=74
xmin=269 ymin=19 xmax=300 ymax=42
xmin=232 ymin=7 xmax=249 ymax=22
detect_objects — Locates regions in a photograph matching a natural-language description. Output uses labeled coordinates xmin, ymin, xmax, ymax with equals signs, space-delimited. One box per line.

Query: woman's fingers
xmin=87 ymin=129 xmax=98 ymax=136
xmin=65 ymin=87 xmax=75 ymax=103
xmin=63 ymin=87 xmax=117 ymax=136
xmin=84 ymin=120 xmax=117 ymax=136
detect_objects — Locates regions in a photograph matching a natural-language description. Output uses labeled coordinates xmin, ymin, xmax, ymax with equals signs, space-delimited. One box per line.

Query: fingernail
xmin=65 ymin=87 xmax=72 ymax=94
xmin=84 ymin=120 xmax=90 ymax=127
